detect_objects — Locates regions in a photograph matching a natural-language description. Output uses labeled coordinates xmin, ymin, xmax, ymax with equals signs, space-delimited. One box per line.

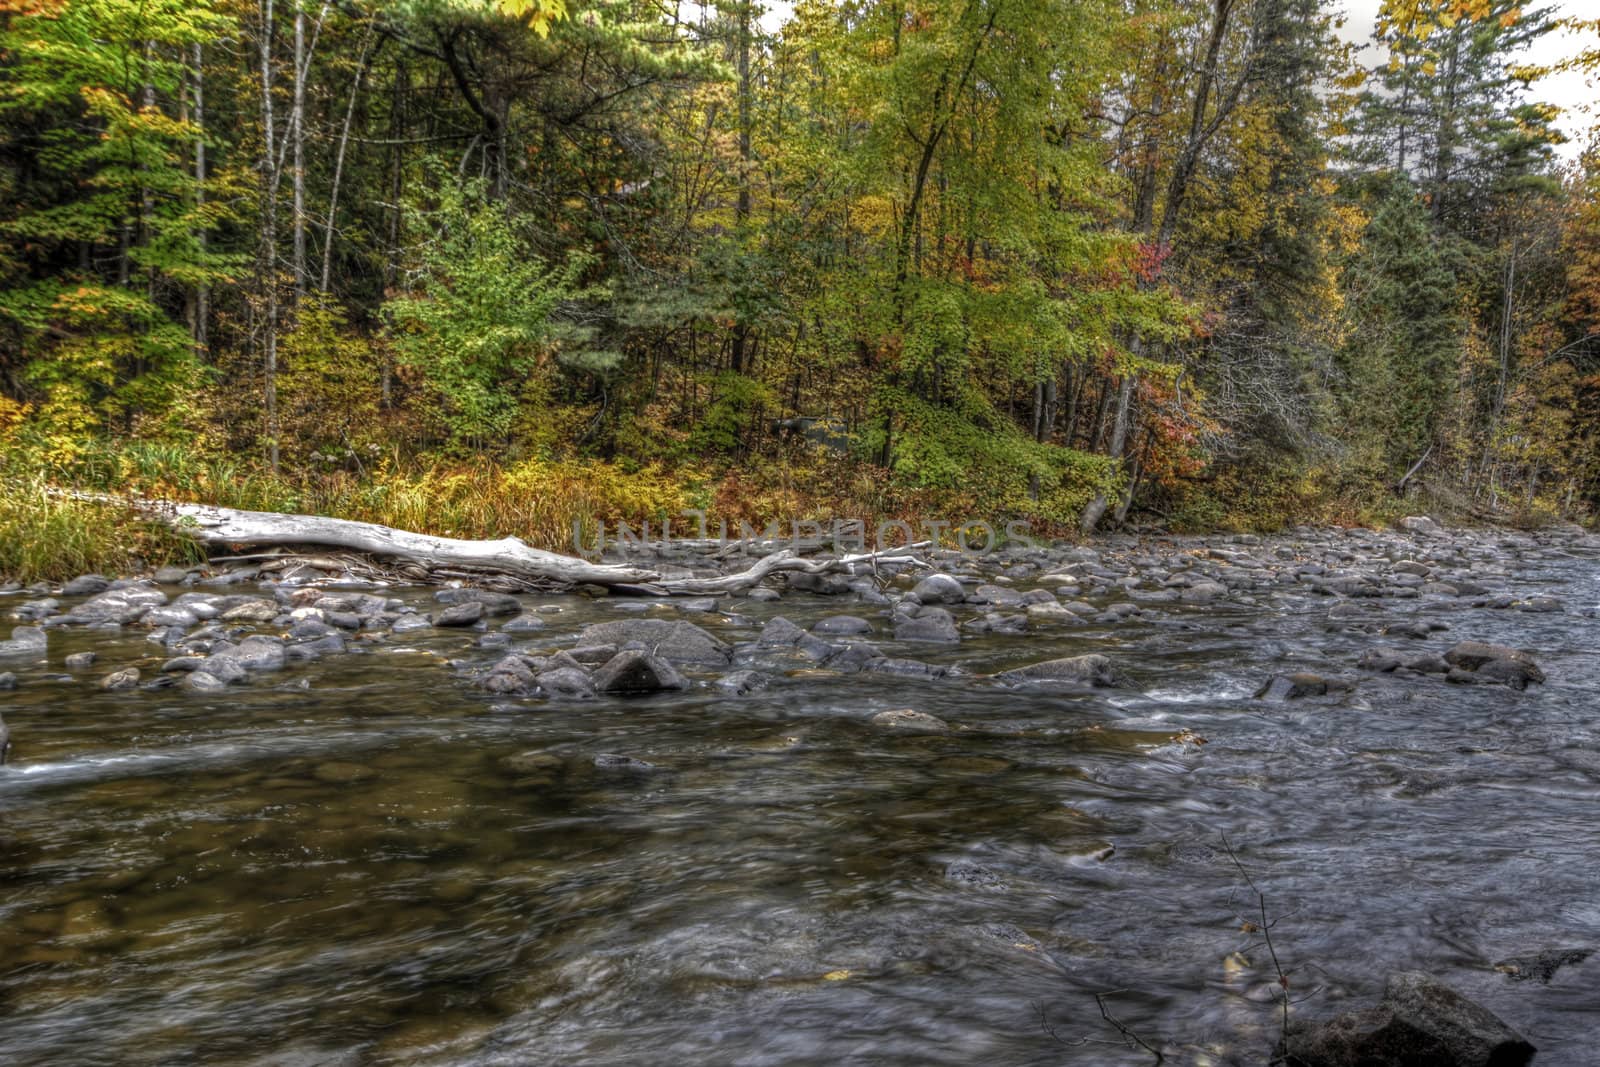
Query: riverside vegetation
xmin=3 ymin=0 xmax=1600 ymax=583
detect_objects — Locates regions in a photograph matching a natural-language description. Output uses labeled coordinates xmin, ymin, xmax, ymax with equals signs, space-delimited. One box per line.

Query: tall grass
xmin=0 ymin=475 xmax=201 ymax=584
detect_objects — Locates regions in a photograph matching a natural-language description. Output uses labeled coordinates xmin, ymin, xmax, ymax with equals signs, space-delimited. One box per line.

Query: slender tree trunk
xmin=729 ymin=0 xmax=753 ymax=374
xmin=261 ymin=0 xmax=281 ymax=472
xmin=291 ymin=1 xmax=308 ymax=299
xmin=321 ymin=27 xmax=375 ymax=293
xmin=191 ymin=42 xmax=209 ymax=356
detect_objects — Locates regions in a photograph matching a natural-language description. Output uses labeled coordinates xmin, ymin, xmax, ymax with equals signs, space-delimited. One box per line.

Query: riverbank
xmin=3 ymin=519 xmax=1597 ymax=1063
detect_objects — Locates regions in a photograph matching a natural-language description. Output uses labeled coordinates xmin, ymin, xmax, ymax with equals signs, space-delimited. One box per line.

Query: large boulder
xmin=592 ymin=650 xmax=688 ymax=694
xmin=1399 ymin=515 xmax=1447 ymax=538
xmin=994 ymin=654 xmax=1126 ymax=688
xmin=575 ymin=619 xmax=730 ymax=665
xmin=1281 ymin=971 xmax=1535 ymax=1067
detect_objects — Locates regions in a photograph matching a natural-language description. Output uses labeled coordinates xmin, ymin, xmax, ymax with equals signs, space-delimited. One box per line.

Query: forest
xmin=3 ymin=0 xmax=1599 ymax=579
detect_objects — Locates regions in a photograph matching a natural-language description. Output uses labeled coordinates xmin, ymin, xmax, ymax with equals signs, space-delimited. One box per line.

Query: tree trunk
xmin=191 ymin=41 xmax=209 ymax=356
xmin=321 ymin=26 xmax=376 ymax=293
xmin=291 ymin=0 xmax=308 ymax=299
xmin=260 ymin=0 xmax=281 ymax=473
xmin=131 ymin=502 xmax=926 ymax=596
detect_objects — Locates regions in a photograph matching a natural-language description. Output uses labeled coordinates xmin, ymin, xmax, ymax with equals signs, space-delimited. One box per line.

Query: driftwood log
xmin=135 ymin=500 xmax=923 ymax=596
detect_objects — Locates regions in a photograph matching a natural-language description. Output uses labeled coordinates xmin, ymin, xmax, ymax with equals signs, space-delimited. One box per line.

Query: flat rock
xmin=61 ymin=574 xmax=111 ymax=596
xmin=593 ymin=753 xmax=658 ymax=774
xmin=994 ymin=654 xmax=1126 ymax=688
xmin=1494 ymin=948 xmax=1592 ymax=983
xmin=434 ymin=588 xmax=522 ymax=616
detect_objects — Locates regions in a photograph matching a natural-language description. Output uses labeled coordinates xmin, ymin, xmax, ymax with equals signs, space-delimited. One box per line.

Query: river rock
xmin=432 ymin=601 xmax=484 ymax=627
xmin=867 ymin=657 xmax=955 ymax=680
xmin=100 ymin=668 xmax=140 ymax=691
xmin=1443 ymin=641 xmax=1544 ymax=688
xmin=1280 ymin=971 xmax=1534 ymax=1067
xmin=1494 ymin=947 xmax=1592 ymax=983
xmin=757 ymin=616 xmax=807 ymax=647
xmin=994 ymin=654 xmax=1126 ymax=688
xmin=61 ymin=574 xmax=111 ymax=596
xmin=1399 ymin=515 xmax=1447 ymax=538
xmin=715 ymin=669 xmax=770 ymax=695
xmin=944 ymin=859 xmax=1007 ymax=890
xmin=0 ymin=711 xmax=9 ymax=762
xmin=0 ymin=672 xmax=15 ymax=691
xmin=184 ymin=670 xmax=226 ymax=691
xmin=870 ymin=708 xmax=948 ymax=732
xmin=220 ymin=598 xmax=279 ymax=623
xmin=500 ymin=614 xmax=547 ymax=633
xmin=912 ymin=573 xmax=966 ymax=605
xmin=577 ymin=619 xmax=730 ymax=665
xmin=0 ymin=626 xmax=48 ymax=659
xmin=390 ymin=614 xmax=431 ymax=635
xmin=812 ymin=615 xmax=871 ymax=636
xmin=787 ymin=572 xmax=852 ymax=596
xmin=434 ymin=588 xmax=522 ymax=616
xmin=823 ymin=643 xmax=886 ymax=673
xmin=592 ymin=650 xmax=688 ymax=694
xmin=894 ymin=608 xmax=960 ymax=643
xmin=63 ymin=651 xmax=97 ymax=671
xmin=593 ymin=753 xmax=657 ymax=774
xmin=972 ymin=584 xmax=1024 ymax=608
xmin=1255 ymin=672 xmax=1345 ymax=701
xmin=536 ymin=667 xmax=597 ymax=700
xmin=143 ymin=606 xmax=200 ymax=629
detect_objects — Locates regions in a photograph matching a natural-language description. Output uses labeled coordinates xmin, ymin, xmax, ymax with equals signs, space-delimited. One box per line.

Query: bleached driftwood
xmin=135 ymin=500 xmax=922 ymax=595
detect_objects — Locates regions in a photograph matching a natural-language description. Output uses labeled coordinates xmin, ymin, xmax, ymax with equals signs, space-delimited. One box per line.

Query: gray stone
xmin=220 ymin=599 xmax=279 ymax=623
xmin=434 ymin=588 xmax=522 ymax=617
xmin=184 ymin=671 xmax=226 ymax=691
xmin=500 ymin=614 xmax=547 ymax=633
xmin=787 ymin=572 xmax=852 ymax=595
xmin=433 ymin=601 xmax=485 ymax=627
xmin=894 ymin=608 xmax=960 ymax=644
xmin=1281 ymin=971 xmax=1534 ymax=1067
xmin=676 ymin=597 xmax=719 ymax=613
xmin=994 ymin=654 xmax=1126 ymax=688
xmin=536 ymin=667 xmax=597 ymax=700
xmin=757 ymin=616 xmax=807 ymax=647
xmin=0 ymin=626 xmax=48 ymax=659
xmin=1256 ymin=672 xmax=1330 ymax=700
xmin=912 ymin=573 xmax=967 ymax=604
xmin=1443 ymin=641 xmax=1544 ymax=687
xmin=153 ymin=565 xmax=191 ymax=584
xmin=61 ymin=574 xmax=111 ymax=596
xmin=1399 ymin=515 xmax=1447 ymax=538
xmin=944 ymin=859 xmax=1007 ymax=890
xmin=0 ymin=672 xmax=15 ymax=691
xmin=63 ymin=651 xmax=97 ymax=671
xmin=592 ymin=650 xmax=688 ymax=694
xmin=812 ymin=614 xmax=871 ymax=636
xmin=143 ymin=607 xmax=199 ymax=629
xmin=390 ymin=614 xmax=431 ymax=635
xmin=577 ymin=619 xmax=731 ymax=665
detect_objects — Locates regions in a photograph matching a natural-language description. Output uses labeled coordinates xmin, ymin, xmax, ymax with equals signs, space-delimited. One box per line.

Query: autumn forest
xmin=3 ymin=0 xmax=1600 ymax=577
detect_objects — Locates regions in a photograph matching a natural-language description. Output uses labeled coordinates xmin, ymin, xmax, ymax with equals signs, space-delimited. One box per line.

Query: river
xmin=1 ymin=527 xmax=1597 ymax=1065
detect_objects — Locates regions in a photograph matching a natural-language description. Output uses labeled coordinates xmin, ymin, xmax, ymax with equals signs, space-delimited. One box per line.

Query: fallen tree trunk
xmin=133 ymin=500 xmax=922 ymax=595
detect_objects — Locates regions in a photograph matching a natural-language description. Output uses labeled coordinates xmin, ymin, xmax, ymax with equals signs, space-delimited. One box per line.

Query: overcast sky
xmin=756 ymin=0 xmax=1596 ymax=163
xmin=1337 ymin=0 xmax=1594 ymax=163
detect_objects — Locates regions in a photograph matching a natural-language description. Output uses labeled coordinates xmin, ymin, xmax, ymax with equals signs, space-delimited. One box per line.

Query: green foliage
xmin=383 ymin=169 xmax=595 ymax=449
xmin=690 ymin=371 xmax=775 ymax=454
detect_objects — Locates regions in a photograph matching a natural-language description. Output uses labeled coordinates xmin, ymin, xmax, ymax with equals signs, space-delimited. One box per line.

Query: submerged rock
xmin=894 ymin=608 xmax=961 ymax=644
xmin=1281 ymin=971 xmax=1534 ymax=1067
xmin=1443 ymin=641 xmax=1544 ymax=689
xmin=593 ymin=753 xmax=657 ymax=774
xmin=0 ymin=626 xmax=48 ymax=659
xmin=870 ymin=708 xmax=949 ymax=732
xmin=1494 ymin=947 xmax=1592 ymax=983
xmin=100 ymin=667 xmax=141 ymax=691
xmin=715 ymin=669 xmax=770 ymax=696
xmin=994 ymin=654 xmax=1126 ymax=689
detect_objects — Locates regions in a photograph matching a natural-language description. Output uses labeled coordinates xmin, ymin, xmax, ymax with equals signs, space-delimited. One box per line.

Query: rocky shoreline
xmin=2 ymin=517 xmax=1586 ymax=726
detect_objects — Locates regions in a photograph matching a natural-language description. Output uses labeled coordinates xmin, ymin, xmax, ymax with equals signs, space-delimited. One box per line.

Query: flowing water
xmin=2 ymin=536 xmax=1598 ymax=1065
